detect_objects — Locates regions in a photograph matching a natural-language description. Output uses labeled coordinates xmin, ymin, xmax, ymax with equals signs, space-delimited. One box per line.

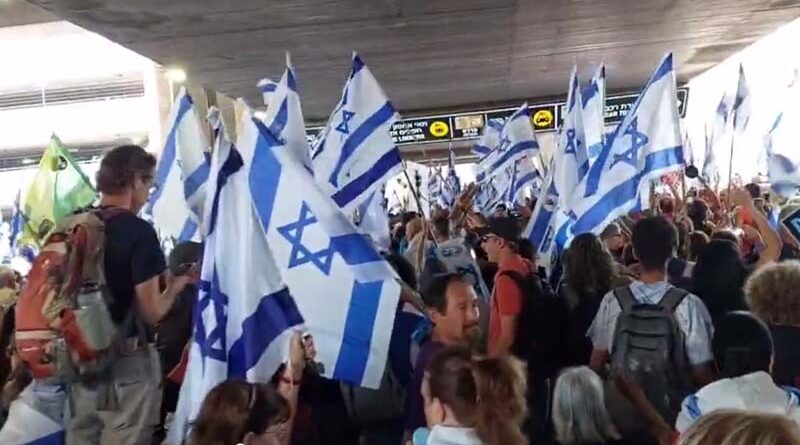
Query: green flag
xmin=20 ymin=135 xmax=98 ymax=246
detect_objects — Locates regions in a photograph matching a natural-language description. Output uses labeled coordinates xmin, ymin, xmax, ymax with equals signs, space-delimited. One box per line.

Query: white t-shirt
xmin=586 ymin=280 xmax=715 ymax=366
xmin=676 ymin=371 xmax=800 ymax=433
xmin=423 ymin=425 xmax=486 ymax=445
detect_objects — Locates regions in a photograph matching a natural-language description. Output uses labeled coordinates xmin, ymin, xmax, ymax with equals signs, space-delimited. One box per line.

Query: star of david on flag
xmin=571 ymin=53 xmax=684 ymax=236
xmin=474 ymin=103 xmax=539 ymax=183
xmin=311 ymin=53 xmax=403 ymax=212
xmin=242 ymin=114 xmax=400 ymax=389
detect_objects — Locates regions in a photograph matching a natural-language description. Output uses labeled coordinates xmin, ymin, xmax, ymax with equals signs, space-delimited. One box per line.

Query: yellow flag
xmin=20 ymin=135 xmax=98 ymax=246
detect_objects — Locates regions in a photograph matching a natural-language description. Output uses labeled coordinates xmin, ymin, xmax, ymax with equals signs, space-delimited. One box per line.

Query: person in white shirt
xmin=676 ymin=311 xmax=800 ymax=434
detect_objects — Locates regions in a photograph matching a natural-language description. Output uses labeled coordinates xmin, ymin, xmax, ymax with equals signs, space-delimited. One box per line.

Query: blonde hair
xmin=552 ymin=367 xmax=619 ymax=445
xmin=745 ymin=261 xmax=800 ymax=326
xmin=680 ymin=410 xmax=800 ymax=445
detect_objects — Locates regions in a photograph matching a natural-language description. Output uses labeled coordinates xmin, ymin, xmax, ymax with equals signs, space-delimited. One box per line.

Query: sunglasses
xmin=479 ymin=234 xmax=499 ymax=244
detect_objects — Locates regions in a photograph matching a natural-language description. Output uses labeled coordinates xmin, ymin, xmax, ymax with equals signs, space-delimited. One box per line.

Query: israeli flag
xmin=145 ymin=88 xmax=211 ymax=242
xmin=8 ymin=189 xmax=23 ymax=253
xmin=572 ymin=53 xmax=684 ymax=235
xmin=257 ymin=78 xmax=279 ymax=107
xmin=167 ymin=114 xmax=304 ymax=445
xmin=356 ymin=188 xmax=392 ymax=252
xmin=427 ymin=165 xmax=444 ymax=208
xmin=476 ymin=167 xmax=513 ymax=214
xmin=311 ymin=53 xmax=403 ymax=212
xmin=244 ymin=115 xmax=400 ymax=389
xmin=702 ymin=123 xmax=720 ymax=185
xmin=555 ymin=67 xmax=590 ymax=213
xmin=582 ymin=65 xmax=606 ymax=162
xmin=509 ymin=158 xmax=541 ymax=205
xmin=732 ymin=64 xmax=752 ymax=136
xmin=258 ymin=54 xmax=312 ymax=169
xmin=442 ymin=146 xmax=461 ymax=208
xmin=475 ymin=104 xmax=540 ymax=183
xmin=524 ymin=163 xmax=559 ymax=254
xmin=0 ymin=399 xmax=64 ymax=445
xmin=471 ymin=118 xmax=504 ymax=157
xmin=766 ymin=90 xmax=800 ymax=198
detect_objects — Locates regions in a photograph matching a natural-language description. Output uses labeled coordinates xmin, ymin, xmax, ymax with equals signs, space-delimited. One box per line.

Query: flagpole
xmin=726 ymin=131 xmax=735 ymax=212
xmin=402 ymin=161 xmax=440 ymax=247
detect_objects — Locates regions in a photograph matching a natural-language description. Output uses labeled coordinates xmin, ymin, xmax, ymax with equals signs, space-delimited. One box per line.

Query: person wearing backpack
xmin=587 ymin=216 xmax=716 ymax=444
xmin=13 ymin=145 xmax=194 ymax=445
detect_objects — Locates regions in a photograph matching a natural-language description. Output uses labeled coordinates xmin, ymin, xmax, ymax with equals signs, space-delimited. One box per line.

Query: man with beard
xmin=403 ymin=263 xmax=480 ymax=438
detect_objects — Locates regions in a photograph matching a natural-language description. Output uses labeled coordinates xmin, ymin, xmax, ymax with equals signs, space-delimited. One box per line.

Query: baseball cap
xmin=474 ymin=217 xmax=521 ymax=243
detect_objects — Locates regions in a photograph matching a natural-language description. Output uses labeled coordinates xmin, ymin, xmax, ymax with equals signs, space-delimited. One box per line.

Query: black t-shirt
xmin=103 ymin=210 xmax=166 ymax=325
xmin=770 ymin=324 xmax=800 ymax=388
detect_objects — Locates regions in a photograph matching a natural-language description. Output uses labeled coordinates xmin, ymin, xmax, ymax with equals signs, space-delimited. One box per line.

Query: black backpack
xmin=500 ymin=270 xmax=569 ymax=382
xmin=609 ymin=286 xmax=692 ymax=423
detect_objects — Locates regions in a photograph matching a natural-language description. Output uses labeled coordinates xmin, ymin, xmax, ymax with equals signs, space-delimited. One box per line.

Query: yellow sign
xmin=430 ymin=120 xmax=450 ymax=137
xmin=532 ymin=109 xmax=554 ymax=128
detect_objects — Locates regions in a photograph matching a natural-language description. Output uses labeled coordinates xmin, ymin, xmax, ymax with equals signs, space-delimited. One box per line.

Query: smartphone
xmin=173 ymin=262 xmax=196 ymax=276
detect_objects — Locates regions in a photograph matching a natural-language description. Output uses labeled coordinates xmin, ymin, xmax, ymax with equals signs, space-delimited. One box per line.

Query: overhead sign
xmin=306 ymin=86 xmax=688 ymax=146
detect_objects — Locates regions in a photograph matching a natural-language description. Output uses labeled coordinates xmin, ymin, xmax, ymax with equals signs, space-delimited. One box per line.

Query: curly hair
xmin=745 ymin=261 xmax=800 ymax=326
xmin=565 ymin=233 xmax=615 ymax=298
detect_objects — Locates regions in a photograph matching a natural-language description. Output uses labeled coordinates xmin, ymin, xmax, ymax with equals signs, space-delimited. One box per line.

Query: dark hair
xmin=712 ymin=311 xmax=773 ymax=378
xmin=426 ymin=347 xmax=527 ymax=445
xmin=631 ymin=216 xmax=676 ymax=271
xmin=422 ymin=273 xmax=466 ymax=314
xmin=190 ymin=380 xmax=289 ymax=445
xmin=745 ymin=183 xmax=761 ymax=200
xmin=565 ymin=233 xmax=614 ymax=298
xmin=688 ymin=231 xmax=710 ymax=262
xmin=711 ymin=230 xmax=740 ymax=246
xmin=659 ymin=196 xmax=675 ymax=215
xmin=687 ymin=199 xmax=710 ymax=234
xmin=96 ymin=145 xmax=157 ymax=195
xmin=432 ymin=214 xmax=450 ymax=240
xmin=518 ymin=238 xmax=534 ymax=262
xmin=692 ymin=239 xmax=747 ymax=325
xmin=383 ymin=252 xmax=417 ymax=290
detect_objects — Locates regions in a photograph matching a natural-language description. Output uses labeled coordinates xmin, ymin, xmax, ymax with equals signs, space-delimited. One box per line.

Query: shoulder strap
xmin=613 ymin=286 xmax=636 ymax=312
xmin=659 ymin=287 xmax=689 ymax=313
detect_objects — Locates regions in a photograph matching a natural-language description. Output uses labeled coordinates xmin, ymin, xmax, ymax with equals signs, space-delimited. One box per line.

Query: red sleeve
xmin=494 ymin=275 xmax=523 ymax=317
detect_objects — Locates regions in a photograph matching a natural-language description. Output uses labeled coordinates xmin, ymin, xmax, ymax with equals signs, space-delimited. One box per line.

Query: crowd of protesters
xmin=0 ymin=144 xmax=799 ymax=445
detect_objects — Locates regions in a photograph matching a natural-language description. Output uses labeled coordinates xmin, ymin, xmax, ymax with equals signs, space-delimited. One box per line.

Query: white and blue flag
xmin=732 ymin=64 xmax=752 ymax=137
xmin=356 ymin=187 xmax=392 ymax=252
xmin=471 ymin=117 xmax=504 ymax=157
xmin=508 ymin=158 xmax=540 ymax=205
xmin=582 ymin=65 xmax=606 ymax=162
xmin=0 ymin=398 xmax=64 ymax=445
xmin=245 ymin=115 xmax=401 ymax=388
xmin=311 ymin=53 xmax=403 ymax=212
xmin=145 ymin=88 xmax=211 ymax=242
xmin=475 ymin=104 xmax=540 ymax=183
xmin=259 ymin=54 xmax=312 ymax=169
xmin=572 ymin=53 xmax=684 ymax=235
xmin=8 ymin=189 xmax=23 ymax=253
xmin=257 ymin=78 xmax=279 ymax=108
xmin=442 ymin=146 xmax=461 ymax=208
xmin=427 ymin=165 xmax=444 ymax=208
xmin=168 ymin=114 xmax=304 ymax=444
xmin=765 ymin=78 xmax=800 ymax=198
xmin=555 ymin=66 xmax=590 ymax=213
xmin=701 ymin=123 xmax=720 ymax=185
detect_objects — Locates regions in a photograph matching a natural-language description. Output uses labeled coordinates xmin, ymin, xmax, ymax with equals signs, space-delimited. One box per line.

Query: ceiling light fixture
xmin=165 ymin=67 xmax=187 ymax=83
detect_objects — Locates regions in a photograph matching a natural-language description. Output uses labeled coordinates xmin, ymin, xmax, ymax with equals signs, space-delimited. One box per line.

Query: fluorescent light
xmin=165 ymin=67 xmax=187 ymax=83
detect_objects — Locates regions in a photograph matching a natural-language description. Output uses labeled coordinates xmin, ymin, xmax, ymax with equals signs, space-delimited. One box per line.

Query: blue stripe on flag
xmin=269 ymin=98 xmax=290 ymax=136
xmin=573 ymin=146 xmax=683 ymax=233
xmin=477 ymin=140 xmax=539 ymax=182
xmin=27 ymin=430 xmax=65 ymax=445
xmin=146 ymin=94 xmax=194 ymax=214
xmin=250 ymin=121 xmax=285 ymax=231
xmin=259 ymin=83 xmax=278 ymax=93
xmin=330 ymin=234 xmax=384 ymax=265
xmin=227 ymin=287 xmax=304 ymax=378
xmin=333 ymin=280 xmax=383 ymax=384
xmin=183 ymin=162 xmax=211 ymax=200
xmin=352 ymin=55 xmax=366 ymax=77
xmin=472 ymin=145 xmax=492 ymax=156
xmin=208 ymin=148 xmax=244 ymax=236
xmin=331 ymin=148 xmax=402 ymax=208
xmin=328 ymin=102 xmax=396 ymax=187
xmin=287 ymin=68 xmax=298 ymax=92
xmin=178 ymin=218 xmax=198 ymax=241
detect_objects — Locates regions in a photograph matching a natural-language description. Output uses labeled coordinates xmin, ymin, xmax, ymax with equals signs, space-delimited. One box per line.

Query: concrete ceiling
xmin=0 ymin=1 xmax=58 ymax=27
xmin=22 ymin=0 xmax=800 ymax=123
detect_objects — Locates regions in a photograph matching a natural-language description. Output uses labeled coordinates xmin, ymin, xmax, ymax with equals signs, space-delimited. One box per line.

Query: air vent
xmin=0 ymin=79 xmax=145 ymax=110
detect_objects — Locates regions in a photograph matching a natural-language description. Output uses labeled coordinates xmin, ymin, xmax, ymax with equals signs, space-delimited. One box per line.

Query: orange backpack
xmin=15 ymin=209 xmax=123 ymax=380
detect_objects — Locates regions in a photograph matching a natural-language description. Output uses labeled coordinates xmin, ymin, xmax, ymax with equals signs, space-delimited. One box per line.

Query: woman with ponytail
xmin=413 ymin=346 xmax=527 ymax=445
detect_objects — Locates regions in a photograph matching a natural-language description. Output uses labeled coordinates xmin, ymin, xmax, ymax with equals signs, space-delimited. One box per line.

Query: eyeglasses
xmin=480 ymin=234 xmax=499 ymax=244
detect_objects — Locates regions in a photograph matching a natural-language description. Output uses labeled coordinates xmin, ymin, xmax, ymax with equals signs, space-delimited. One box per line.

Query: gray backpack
xmin=609 ymin=286 xmax=692 ymax=423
